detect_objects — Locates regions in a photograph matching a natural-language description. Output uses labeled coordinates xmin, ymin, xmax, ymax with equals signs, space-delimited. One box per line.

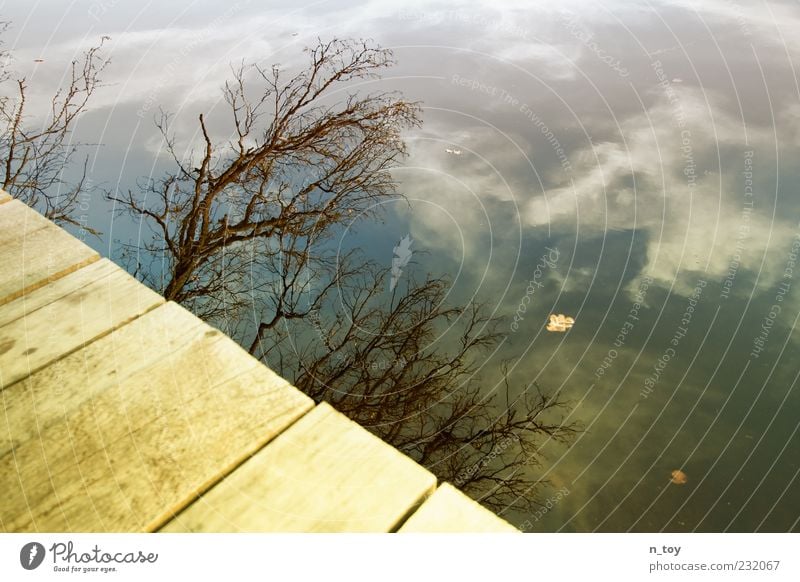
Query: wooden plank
xmin=160 ymin=403 xmax=437 ymax=532
xmin=0 ymin=301 xmax=209 ymax=458
xmin=0 ymin=260 xmax=163 ymax=389
xmin=0 ymin=199 xmax=50 ymax=244
xmin=0 ymin=258 xmax=119 ymax=328
xmin=0 ymin=200 xmax=98 ymax=306
xmin=0 ymin=328 xmax=314 ymax=532
xmin=398 ymin=483 xmax=519 ymax=532
xmin=0 ymin=189 xmax=11 ymax=204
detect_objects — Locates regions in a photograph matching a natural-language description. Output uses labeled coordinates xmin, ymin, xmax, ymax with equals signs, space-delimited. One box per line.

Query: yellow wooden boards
xmin=1 ymin=301 xmax=205 ymax=458
xmin=0 ymin=200 xmax=98 ymax=306
xmin=398 ymin=483 xmax=519 ymax=532
xmin=160 ymin=402 xmax=437 ymax=532
xmin=0 ymin=258 xmax=118 ymax=329
xmin=0 ymin=301 xmax=314 ymax=532
xmin=0 ymin=198 xmax=52 ymax=244
xmin=0 ymin=195 xmax=516 ymax=533
xmin=0 ymin=259 xmax=164 ymax=389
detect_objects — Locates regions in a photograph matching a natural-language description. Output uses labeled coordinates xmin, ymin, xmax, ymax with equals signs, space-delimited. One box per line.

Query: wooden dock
xmin=0 ymin=190 xmax=517 ymax=533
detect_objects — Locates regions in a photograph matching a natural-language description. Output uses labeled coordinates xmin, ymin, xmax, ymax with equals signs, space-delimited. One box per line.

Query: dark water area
xmin=5 ymin=0 xmax=799 ymax=531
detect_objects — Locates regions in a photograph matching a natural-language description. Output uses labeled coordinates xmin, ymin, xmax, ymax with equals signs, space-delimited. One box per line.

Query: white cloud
xmin=524 ymin=85 xmax=800 ymax=298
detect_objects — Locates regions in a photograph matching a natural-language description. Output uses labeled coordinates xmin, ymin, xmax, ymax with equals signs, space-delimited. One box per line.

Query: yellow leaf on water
xmin=670 ymin=469 xmax=688 ymax=485
xmin=546 ymin=313 xmax=574 ymax=332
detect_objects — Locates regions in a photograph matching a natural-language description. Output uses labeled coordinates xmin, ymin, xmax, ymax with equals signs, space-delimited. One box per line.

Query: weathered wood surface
xmin=160 ymin=402 xmax=437 ymax=532
xmin=399 ymin=483 xmax=519 ymax=533
xmin=0 ymin=191 xmax=517 ymax=533
xmin=0 ymin=301 xmax=207 ymax=457
xmin=0 ymin=304 xmax=313 ymax=532
xmin=0 ymin=259 xmax=163 ymax=389
xmin=0 ymin=258 xmax=119 ymax=329
xmin=0 ymin=200 xmax=98 ymax=306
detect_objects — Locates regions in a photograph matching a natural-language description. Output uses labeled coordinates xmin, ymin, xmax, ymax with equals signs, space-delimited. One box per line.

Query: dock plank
xmin=398 ymin=483 xmax=519 ymax=533
xmin=0 ymin=260 xmax=163 ymax=389
xmin=0 ymin=327 xmax=313 ymax=532
xmin=0 ymin=301 xmax=209 ymax=458
xmin=0 ymin=199 xmax=50 ymax=244
xmin=0 ymin=258 xmax=119 ymax=328
xmin=0 ymin=200 xmax=98 ymax=306
xmin=160 ymin=402 xmax=437 ymax=532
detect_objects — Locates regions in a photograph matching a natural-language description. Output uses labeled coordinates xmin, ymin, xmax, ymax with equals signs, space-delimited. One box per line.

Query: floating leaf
xmin=546 ymin=314 xmax=574 ymax=332
xmin=670 ymin=469 xmax=688 ymax=485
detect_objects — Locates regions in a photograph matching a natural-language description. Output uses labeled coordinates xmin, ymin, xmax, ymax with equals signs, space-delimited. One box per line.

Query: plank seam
xmin=0 ymin=201 xmax=66 ymax=246
xmin=158 ymin=402 xmax=437 ymax=533
xmin=393 ymin=483 xmax=520 ymax=532
xmin=387 ymin=484 xmax=438 ymax=533
xmin=0 ymin=255 xmax=100 ymax=309
xmin=0 ymin=305 xmax=216 ymax=460
xmin=0 ymin=261 xmax=120 ymax=329
xmin=1 ymin=298 xmax=163 ymax=393
xmin=1 ymin=327 xmax=263 ymax=531
xmin=149 ymin=390 xmax=315 ymax=532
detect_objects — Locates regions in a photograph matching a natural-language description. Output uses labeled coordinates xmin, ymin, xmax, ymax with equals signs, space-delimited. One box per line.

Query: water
xmin=371 ymin=4 xmax=800 ymax=532
xmin=5 ymin=0 xmax=799 ymax=531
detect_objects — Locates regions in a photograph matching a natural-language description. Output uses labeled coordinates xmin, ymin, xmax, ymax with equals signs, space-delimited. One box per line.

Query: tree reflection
xmin=113 ymin=38 xmax=581 ymax=515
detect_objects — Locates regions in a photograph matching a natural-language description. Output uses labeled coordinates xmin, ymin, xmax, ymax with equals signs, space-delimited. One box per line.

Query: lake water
xmin=357 ymin=3 xmax=800 ymax=532
xmin=6 ymin=0 xmax=799 ymax=531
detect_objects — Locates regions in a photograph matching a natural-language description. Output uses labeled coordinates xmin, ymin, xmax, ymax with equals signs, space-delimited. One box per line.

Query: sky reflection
xmin=4 ymin=0 xmax=799 ymax=531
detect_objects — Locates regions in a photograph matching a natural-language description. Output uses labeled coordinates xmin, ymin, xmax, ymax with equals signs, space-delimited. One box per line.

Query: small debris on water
xmin=546 ymin=314 xmax=574 ymax=332
xmin=670 ymin=469 xmax=688 ymax=485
